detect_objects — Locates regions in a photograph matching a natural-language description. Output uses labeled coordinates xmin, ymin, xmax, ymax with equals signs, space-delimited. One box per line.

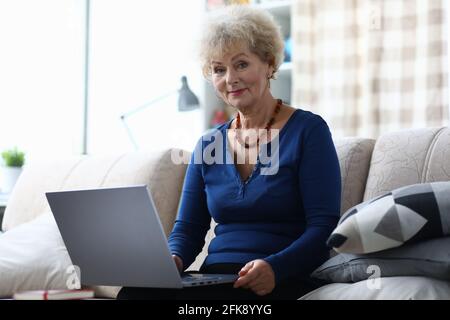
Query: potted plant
xmin=1 ymin=147 xmax=25 ymax=193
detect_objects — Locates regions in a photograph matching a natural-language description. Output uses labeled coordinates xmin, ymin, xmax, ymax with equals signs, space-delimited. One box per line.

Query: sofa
xmin=0 ymin=126 xmax=449 ymax=299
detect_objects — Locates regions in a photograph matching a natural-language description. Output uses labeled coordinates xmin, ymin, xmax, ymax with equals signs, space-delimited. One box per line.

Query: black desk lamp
xmin=120 ymin=76 xmax=200 ymax=149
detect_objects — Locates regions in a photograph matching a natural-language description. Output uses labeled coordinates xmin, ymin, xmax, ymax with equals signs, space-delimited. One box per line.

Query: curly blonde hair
xmin=199 ymin=5 xmax=285 ymax=80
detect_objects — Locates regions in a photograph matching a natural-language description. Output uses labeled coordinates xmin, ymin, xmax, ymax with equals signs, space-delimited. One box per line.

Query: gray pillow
xmin=312 ymin=237 xmax=450 ymax=283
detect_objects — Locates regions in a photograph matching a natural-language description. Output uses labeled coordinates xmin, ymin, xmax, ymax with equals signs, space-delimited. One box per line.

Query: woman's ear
xmin=266 ymin=64 xmax=275 ymax=79
xmin=266 ymin=55 xmax=275 ymax=79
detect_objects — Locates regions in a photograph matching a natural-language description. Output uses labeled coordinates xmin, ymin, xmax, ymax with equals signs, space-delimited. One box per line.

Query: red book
xmin=13 ymin=289 xmax=94 ymax=300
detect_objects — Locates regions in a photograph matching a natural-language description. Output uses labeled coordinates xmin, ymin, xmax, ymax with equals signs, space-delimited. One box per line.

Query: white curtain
xmin=292 ymin=0 xmax=449 ymax=138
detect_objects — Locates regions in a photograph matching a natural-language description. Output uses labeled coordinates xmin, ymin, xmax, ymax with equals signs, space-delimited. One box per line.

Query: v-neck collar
xmin=223 ymin=109 xmax=300 ymax=188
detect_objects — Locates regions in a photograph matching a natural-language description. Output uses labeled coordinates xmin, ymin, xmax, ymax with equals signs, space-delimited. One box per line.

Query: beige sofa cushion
xmin=364 ymin=127 xmax=450 ymax=201
xmin=2 ymin=149 xmax=190 ymax=236
xmin=334 ymin=138 xmax=376 ymax=214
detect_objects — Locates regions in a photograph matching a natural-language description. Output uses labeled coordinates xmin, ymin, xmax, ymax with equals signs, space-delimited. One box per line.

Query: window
xmin=0 ymin=0 xmax=85 ymax=162
xmin=87 ymin=0 xmax=205 ymax=154
xmin=0 ymin=0 xmax=206 ymax=164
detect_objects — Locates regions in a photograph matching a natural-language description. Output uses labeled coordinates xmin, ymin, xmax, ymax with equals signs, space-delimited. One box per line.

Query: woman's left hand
xmin=233 ymin=259 xmax=275 ymax=296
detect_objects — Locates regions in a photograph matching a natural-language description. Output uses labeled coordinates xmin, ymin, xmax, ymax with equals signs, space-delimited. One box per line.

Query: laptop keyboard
xmin=183 ymin=274 xmax=220 ymax=282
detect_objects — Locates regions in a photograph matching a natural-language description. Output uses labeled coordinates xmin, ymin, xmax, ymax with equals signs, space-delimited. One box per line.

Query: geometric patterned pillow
xmin=326 ymin=181 xmax=450 ymax=254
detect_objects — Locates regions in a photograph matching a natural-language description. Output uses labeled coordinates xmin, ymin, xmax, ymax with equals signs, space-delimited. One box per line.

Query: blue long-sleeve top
xmin=168 ymin=108 xmax=341 ymax=284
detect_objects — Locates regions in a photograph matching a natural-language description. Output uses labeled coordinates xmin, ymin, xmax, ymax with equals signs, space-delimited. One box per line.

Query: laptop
xmin=45 ymin=185 xmax=238 ymax=288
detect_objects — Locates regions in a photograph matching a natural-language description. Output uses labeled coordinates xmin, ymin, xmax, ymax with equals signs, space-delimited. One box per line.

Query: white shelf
xmin=256 ymin=0 xmax=292 ymax=17
xmin=279 ymin=61 xmax=292 ymax=72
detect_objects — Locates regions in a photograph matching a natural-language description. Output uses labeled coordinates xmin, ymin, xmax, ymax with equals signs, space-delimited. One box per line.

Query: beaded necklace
xmin=235 ymin=99 xmax=282 ymax=149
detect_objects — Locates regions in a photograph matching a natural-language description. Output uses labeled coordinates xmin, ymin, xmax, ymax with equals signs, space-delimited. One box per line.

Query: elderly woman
xmin=118 ymin=5 xmax=341 ymax=300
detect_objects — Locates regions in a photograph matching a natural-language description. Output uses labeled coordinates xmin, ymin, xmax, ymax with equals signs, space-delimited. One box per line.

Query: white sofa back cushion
xmin=2 ymin=149 xmax=190 ymax=236
xmin=334 ymin=138 xmax=375 ymax=214
xmin=364 ymin=127 xmax=450 ymax=201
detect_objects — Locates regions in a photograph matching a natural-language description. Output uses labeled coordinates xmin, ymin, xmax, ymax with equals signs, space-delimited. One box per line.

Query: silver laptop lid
xmin=46 ymin=185 xmax=183 ymax=288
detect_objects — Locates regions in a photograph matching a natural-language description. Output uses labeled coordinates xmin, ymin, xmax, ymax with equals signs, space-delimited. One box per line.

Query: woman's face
xmin=210 ymin=45 xmax=273 ymax=109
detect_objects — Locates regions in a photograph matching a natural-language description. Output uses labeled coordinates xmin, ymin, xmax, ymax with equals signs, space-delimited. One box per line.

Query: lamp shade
xmin=178 ymin=76 xmax=200 ymax=111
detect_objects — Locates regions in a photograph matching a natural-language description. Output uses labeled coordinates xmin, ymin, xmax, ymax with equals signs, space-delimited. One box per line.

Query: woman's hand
xmin=172 ymin=255 xmax=184 ymax=273
xmin=233 ymin=259 xmax=275 ymax=296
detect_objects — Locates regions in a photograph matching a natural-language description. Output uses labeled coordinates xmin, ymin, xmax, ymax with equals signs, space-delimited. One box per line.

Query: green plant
xmin=1 ymin=147 xmax=25 ymax=167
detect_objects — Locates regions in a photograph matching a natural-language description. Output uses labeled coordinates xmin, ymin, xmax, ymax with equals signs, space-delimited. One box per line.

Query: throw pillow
xmin=0 ymin=212 xmax=120 ymax=298
xmin=312 ymin=236 xmax=450 ymax=282
xmin=326 ymin=181 xmax=450 ymax=254
xmin=0 ymin=213 xmax=73 ymax=297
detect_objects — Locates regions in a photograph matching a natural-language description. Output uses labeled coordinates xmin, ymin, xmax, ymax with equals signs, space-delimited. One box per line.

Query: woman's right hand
xmin=172 ymin=255 xmax=184 ymax=273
